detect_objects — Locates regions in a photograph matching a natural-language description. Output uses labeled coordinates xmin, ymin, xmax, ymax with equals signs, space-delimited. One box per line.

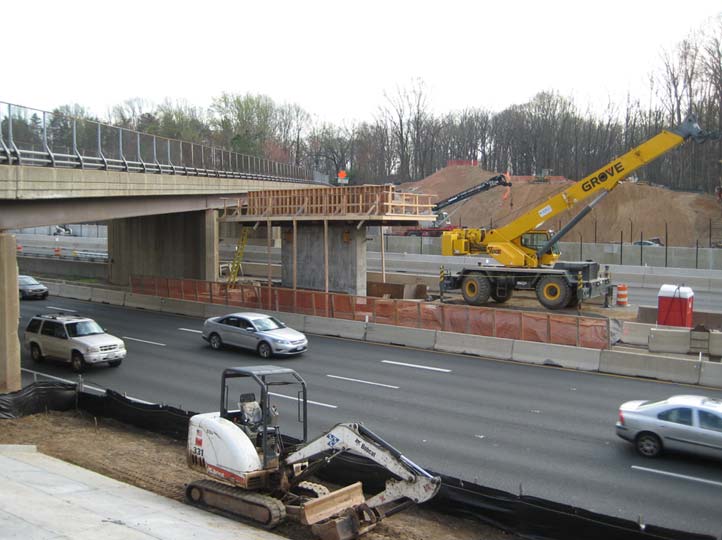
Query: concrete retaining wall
xmin=599 ymin=350 xmax=701 ymax=384
xmin=511 ymin=341 xmax=601 ymax=371
xmin=365 ymin=323 xmax=437 ymax=349
xmin=434 ymin=332 xmax=513 ymax=360
xmin=18 ymin=256 xmax=107 ymax=280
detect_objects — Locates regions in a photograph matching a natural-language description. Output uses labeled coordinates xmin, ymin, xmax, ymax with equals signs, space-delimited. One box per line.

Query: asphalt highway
xmin=17 ymin=297 xmax=722 ymax=537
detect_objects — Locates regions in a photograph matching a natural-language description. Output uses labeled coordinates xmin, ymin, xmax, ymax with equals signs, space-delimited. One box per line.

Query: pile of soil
xmin=401 ymin=166 xmax=722 ymax=246
xmin=0 ymin=410 xmax=512 ymax=540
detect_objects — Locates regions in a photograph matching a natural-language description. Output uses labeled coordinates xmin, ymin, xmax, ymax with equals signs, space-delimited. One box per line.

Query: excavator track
xmin=294 ymin=481 xmax=331 ymax=498
xmin=185 ymin=479 xmax=286 ymax=529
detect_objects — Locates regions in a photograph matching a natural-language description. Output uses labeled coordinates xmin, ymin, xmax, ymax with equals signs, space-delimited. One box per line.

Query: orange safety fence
xmin=130 ymin=276 xmax=610 ymax=349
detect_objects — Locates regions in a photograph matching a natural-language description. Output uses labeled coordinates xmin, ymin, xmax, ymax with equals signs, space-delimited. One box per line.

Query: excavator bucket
xmin=300 ymin=481 xmax=365 ymax=525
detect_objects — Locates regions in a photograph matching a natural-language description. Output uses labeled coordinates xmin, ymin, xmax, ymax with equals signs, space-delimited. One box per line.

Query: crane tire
xmin=461 ymin=274 xmax=491 ymax=305
xmin=536 ymin=276 xmax=572 ymax=310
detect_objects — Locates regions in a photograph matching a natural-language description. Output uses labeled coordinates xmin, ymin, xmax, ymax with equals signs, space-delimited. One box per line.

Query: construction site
xmin=3 ymin=111 xmax=722 ymax=540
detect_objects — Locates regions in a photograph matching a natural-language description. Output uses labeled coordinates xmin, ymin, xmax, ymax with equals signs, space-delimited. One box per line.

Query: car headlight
xmin=273 ymin=338 xmax=290 ymax=345
xmin=87 ymin=346 xmax=101 ymax=353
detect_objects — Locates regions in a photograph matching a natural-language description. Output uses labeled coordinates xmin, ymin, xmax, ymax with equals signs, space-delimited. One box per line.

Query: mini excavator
xmin=186 ymin=366 xmax=440 ymax=540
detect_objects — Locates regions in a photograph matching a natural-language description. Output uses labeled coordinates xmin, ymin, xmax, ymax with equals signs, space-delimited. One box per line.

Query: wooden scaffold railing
xmin=220 ymin=184 xmax=434 ymax=221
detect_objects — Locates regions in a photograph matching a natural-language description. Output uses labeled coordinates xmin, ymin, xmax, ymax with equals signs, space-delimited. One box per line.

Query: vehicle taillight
xmin=618 ymin=410 xmax=625 ymax=425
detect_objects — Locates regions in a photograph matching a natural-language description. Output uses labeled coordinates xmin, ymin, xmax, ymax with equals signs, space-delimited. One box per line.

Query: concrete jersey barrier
xmin=511 ymin=341 xmax=601 ymax=371
xmin=434 ymin=331 xmax=513 ymax=360
xmin=304 ymin=316 xmax=366 ymax=340
xmin=599 ymin=349 xmax=701 ymax=384
xmin=365 ymin=323 xmax=437 ymax=349
xmin=648 ymin=328 xmax=691 ymax=354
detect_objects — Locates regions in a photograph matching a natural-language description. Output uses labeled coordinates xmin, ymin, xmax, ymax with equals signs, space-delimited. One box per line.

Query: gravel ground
xmin=0 ymin=410 xmax=516 ymax=540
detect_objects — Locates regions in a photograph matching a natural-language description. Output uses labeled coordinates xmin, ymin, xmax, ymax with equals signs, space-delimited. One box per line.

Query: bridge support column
xmin=109 ymin=210 xmax=219 ymax=286
xmin=0 ymin=233 xmax=21 ymax=393
xmin=280 ymin=223 xmax=366 ymax=296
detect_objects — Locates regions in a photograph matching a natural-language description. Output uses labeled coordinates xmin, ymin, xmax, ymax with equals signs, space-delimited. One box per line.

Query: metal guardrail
xmin=0 ymin=101 xmax=315 ymax=183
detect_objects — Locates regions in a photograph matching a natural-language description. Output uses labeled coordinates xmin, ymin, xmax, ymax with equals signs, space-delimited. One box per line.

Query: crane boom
xmin=483 ymin=115 xmax=703 ymax=268
xmin=432 ymin=173 xmax=511 ymax=212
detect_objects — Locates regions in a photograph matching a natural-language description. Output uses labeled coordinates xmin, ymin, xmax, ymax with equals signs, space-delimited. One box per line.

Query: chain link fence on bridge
xmin=0 ymin=101 xmax=315 ymax=182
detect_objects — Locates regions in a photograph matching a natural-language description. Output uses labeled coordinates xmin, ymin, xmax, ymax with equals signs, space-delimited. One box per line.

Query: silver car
xmin=616 ymin=395 xmax=722 ymax=458
xmin=19 ymin=275 xmax=49 ymax=300
xmin=202 ymin=312 xmax=308 ymax=359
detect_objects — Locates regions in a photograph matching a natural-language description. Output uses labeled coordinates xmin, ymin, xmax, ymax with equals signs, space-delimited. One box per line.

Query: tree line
xmin=5 ymin=15 xmax=721 ymax=192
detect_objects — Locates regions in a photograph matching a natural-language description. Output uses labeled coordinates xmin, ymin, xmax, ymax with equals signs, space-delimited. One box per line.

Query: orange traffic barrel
xmin=53 ymin=247 xmax=61 ymax=257
xmin=616 ymin=283 xmax=629 ymax=307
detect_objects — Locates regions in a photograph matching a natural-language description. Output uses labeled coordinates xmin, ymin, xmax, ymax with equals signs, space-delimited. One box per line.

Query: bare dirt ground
xmin=400 ymin=166 xmax=722 ymax=246
xmin=0 ymin=410 xmax=515 ymax=540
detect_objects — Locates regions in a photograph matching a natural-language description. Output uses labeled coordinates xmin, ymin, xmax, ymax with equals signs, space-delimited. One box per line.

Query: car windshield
xmin=66 ymin=320 xmax=104 ymax=337
xmin=252 ymin=317 xmax=285 ymax=331
xmin=19 ymin=276 xmax=39 ymax=285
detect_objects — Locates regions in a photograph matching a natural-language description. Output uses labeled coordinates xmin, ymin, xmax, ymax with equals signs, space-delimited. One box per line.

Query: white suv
xmin=24 ymin=314 xmax=126 ymax=373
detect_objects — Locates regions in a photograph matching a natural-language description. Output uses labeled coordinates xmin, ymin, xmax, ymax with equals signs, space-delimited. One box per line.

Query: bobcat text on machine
xmin=186 ymin=365 xmax=440 ymax=540
xmin=441 ymin=115 xmax=714 ymax=310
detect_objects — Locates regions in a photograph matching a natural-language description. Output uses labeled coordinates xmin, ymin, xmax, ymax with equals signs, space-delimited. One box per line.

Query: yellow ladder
xmin=228 ymin=226 xmax=250 ymax=288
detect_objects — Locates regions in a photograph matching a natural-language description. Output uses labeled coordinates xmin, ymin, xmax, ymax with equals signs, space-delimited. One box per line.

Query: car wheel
xmin=635 ymin=432 xmax=662 ymax=458
xmin=257 ymin=342 xmax=272 ymax=359
xmin=42 ymin=292 xmax=49 ymax=299
xmin=209 ymin=333 xmax=223 ymax=350
xmin=108 ymin=360 xmax=122 ymax=368
xmin=71 ymin=352 xmax=86 ymax=373
xmin=30 ymin=343 xmax=44 ymax=363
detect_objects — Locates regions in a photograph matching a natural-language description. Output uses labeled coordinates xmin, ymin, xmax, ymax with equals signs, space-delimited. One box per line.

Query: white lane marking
xmin=122 ymin=336 xmax=166 ymax=347
xmin=269 ymin=392 xmax=337 ymax=409
xmin=46 ymin=306 xmax=77 ymax=312
xmin=179 ymin=328 xmax=203 ymax=334
xmin=632 ymin=465 xmax=722 ymax=488
xmin=381 ymin=360 xmax=451 ymax=373
xmin=327 ymin=374 xmax=399 ymax=389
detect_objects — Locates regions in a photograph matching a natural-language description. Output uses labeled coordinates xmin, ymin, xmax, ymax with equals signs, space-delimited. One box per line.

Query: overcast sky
xmin=4 ymin=0 xmax=720 ymax=124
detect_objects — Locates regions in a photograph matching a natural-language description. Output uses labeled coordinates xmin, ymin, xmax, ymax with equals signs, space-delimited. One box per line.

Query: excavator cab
xmin=220 ymin=365 xmax=308 ymax=465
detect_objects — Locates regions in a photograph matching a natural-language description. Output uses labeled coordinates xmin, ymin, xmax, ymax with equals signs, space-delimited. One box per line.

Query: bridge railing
xmin=0 ymin=102 xmax=315 ymax=183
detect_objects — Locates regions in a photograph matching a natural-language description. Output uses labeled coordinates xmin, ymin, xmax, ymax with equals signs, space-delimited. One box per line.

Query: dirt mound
xmin=401 ymin=166 xmax=722 ymax=246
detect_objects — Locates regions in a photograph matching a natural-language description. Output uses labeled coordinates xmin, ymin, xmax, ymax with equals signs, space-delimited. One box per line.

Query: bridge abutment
xmin=108 ymin=210 xmax=219 ymax=286
xmin=0 ymin=233 xmax=21 ymax=393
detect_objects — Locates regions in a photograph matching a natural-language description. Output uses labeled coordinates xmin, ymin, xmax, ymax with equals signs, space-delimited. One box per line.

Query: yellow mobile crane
xmin=441 ymin=115 xmax=711 ymax=309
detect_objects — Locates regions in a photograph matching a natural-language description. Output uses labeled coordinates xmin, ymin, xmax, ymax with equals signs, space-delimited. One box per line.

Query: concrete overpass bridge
xmin=0 ymin=101 xmax=317 ymax=391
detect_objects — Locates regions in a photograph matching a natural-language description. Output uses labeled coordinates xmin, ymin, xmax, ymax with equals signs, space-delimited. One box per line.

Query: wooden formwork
xmin=220 ymin=184 xmax=434 ymax=222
